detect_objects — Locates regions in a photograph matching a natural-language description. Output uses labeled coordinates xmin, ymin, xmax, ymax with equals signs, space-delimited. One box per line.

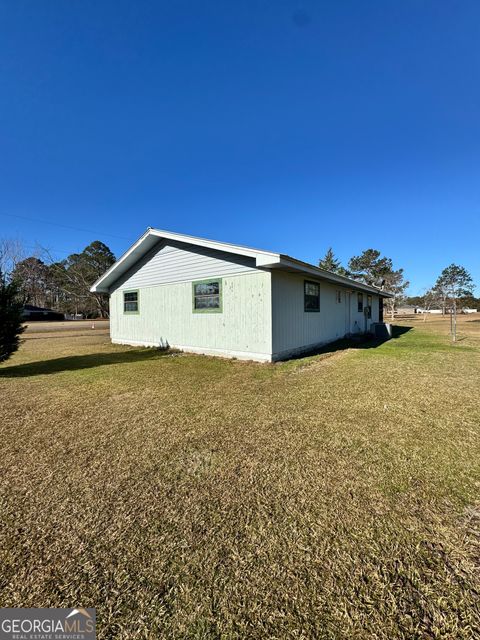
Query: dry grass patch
xmin=1 ymin=318 xmax=480 ymax=638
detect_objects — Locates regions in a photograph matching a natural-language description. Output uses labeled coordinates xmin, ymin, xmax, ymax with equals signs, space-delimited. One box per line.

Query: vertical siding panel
xmin=110 ymin=271 xmax=272 ymax=360
xmin=271 ymin=271 xmax=380 ymax=358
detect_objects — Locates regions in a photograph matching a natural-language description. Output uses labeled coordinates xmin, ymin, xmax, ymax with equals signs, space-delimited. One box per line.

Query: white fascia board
xmin=255 ymin=254 xmax=282 ymax=267
xmin=148 ymin=229 xmax=280 ymax=263
xmin=90 ymin=229 xmax=153 ymax=292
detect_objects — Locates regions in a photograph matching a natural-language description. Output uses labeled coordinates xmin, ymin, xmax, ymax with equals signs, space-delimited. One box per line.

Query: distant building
xmin=22 ymin=304 xmax=64 ymax=321
xmin=396 ymin=305 xmax=418 ymax=315
xmin=417 ymin=309 xmax=442 ymax=314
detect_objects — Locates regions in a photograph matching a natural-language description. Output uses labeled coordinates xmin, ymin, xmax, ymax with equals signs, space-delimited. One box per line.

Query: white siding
xmin=107 ymin=238 xmax=382 ymax=362
xmin=110 ymin=240 xmax=257 ymax=292
xmin=350 ymin=291 xmax=379 ymax=335
xmin=271 ymin=271 xmax=380 ymax=360
xmin=110 ymin=271 xmax=272 ymax=361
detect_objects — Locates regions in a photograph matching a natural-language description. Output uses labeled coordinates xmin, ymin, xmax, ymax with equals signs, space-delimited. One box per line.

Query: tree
xmin=319 ymin=248 xmax=340 ymax=272
xmin=348 ymin=249 xmax=394 ymax=287
xmin=11 ymin=257 xmax=49 ymax=307
xmin=0 ymin=238 xmax=25 ymax=277
xmin=318 ymin=248 xmax=350 ymax=276
xmin=433 ymin=276 xmax=449 ymax=316
xmin=348 ymin=249 xmax=409 ymax=318
xmin=67 ymin=241 xmax=115 ymax=317
xmin=0 ymin=271 xmax=25 ymax=363
xmin=383 ymin=269 xmax=410 ymax=320
xmin=418 ymin=288 xmax=442 ymax=322
xmin=45 ymin=241 xmax=115 ymax=318
xmin=435 ymin=264 xmax=474 ymax=341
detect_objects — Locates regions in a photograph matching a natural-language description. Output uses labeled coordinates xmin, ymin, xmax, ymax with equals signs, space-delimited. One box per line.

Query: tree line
xmin=0 ymin=238 xmax=115 ymax=318
xmin=2 ymin=236 xmax=475 ymax=325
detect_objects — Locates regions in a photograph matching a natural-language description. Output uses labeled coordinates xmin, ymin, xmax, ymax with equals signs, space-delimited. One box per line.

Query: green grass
xmin=1 ymin=318 xmax=479 ymax=639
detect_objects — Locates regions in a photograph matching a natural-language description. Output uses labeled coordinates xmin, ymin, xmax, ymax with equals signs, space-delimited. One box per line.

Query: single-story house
xmin=22 ymin=304 xmax=65 ymax=321
xmin=396 ymin=305 xmax=419 ymax=315
xmin=91 ymin=228 xmax=392 ymax=362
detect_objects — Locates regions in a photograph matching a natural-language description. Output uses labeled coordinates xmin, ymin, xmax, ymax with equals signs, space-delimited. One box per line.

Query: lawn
xmin=1 ymin=317 xmax=479 ymax=639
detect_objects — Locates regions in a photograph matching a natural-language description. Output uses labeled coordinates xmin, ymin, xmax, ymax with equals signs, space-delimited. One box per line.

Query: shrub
xmin=0 ymin=271 xmax=25 ymax=363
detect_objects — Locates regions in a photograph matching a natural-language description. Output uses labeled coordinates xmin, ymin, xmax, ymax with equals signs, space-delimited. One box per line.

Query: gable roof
xmin=90 ymin=227 xmax=393 ymax=296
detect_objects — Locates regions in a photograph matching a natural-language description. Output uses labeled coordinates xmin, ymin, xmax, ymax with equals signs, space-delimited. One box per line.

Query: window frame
xmin=304 ymin=280 xmax=320 ymax=313
xmin=367 ymin=295 xmax=372 ymax=319
xmin=123 ymin=289 xmax=140 ymax=315
xmin=336 ymin=290 xmax=342 ymax=304
xmin=192 ymin=278 xmax=223 ymax=314
xmin=357 ymin=292 xmax=364 ymax=313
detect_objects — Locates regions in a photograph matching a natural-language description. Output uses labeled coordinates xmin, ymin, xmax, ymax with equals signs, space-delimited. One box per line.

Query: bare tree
xmin=382 ymin=270 xmax=409 ymax=320
xmin=420 ymin=288 xmax=440 ymax=322
xmin=0 ymin=238 xmax=25 ymax=278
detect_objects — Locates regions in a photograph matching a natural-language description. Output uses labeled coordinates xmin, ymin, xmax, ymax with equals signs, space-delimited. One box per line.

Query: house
xmin=91 ymin=228 xmax=392 ymax=362
xmin=396 ymin=305 xmax=419 ymax=315
xmin=22 ymin=304 xmax=65 ymax=321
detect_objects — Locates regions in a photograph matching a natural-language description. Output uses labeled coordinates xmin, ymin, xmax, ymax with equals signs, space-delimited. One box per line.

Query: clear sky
xmin=1 ymin=1 xmax=479 ymax=295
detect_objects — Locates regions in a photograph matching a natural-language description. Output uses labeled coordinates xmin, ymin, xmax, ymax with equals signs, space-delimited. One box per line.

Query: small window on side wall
xmin=304 ymin=281 xmax=320 ymax=312
xmin=336 ymin=290 xmax=342 ymax=304
xmin=193 ymin=279 xmax=222 ymax=312
xmin=357 ymin=292 xmax=363 ymax=313
xmin=367 ymin=295 xmax=372 ymax=319
xmin=124 ymin=290 xmax=139 ymax=314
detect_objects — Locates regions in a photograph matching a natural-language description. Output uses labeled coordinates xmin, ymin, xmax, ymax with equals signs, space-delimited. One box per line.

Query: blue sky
xmin=1 ymin=0 xmax=479 ymax=295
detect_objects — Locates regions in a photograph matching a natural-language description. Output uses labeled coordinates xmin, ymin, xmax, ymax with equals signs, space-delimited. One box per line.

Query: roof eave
xmin=89 ymin=227 xmax=395 ymax=298
xmin=275 ymin=256 xmax=394 ymax=297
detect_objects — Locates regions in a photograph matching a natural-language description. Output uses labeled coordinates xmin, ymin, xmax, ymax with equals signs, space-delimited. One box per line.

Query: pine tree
xmin=348 ymin=249 xmax=392 ymax=286
xmin=318 ymin=248 xmax=349 ymax=276
xmin=319 ymin=248 xmax=340 ymax=272
xmin=0 ymin=271 xmax=25 ymax=363
xmin=348 ymin=249 xmax=409 ymax=317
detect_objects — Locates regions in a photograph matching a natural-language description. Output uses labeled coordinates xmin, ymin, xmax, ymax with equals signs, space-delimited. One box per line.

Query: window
xmin=336 ymin=290 xmax=342 ymax=304
xmin=193 ymin=279 xmax=222 ymax=312
xmin=357 ymin=292 xmax=363 ymax=313
xmin=304 ymin=281 xmax=320 ymax=312
xmin=367 ymin=295 xmax=372 ymax=319
xmin=123 ymin=290 xmax=139 ymax=314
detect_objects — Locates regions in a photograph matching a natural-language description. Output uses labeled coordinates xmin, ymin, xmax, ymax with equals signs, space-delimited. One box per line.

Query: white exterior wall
xmin=110 ymin=271 xmax=272 ymax=361
xmin=107 ymin=240 xmax=381 ymax=362
xmin=271 ymin=271 xmax=380 ymax=360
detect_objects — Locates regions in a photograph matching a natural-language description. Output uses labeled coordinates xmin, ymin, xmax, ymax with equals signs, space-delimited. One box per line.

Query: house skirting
xmin=111 ymin=338 xmax=272 ymax=362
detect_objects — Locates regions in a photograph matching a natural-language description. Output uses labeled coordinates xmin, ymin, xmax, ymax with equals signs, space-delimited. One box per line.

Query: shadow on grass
xmin=286 ymin=325 xmax=413 ymax=361
xmin=0 ymin=348 xmax=171 ymax=378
